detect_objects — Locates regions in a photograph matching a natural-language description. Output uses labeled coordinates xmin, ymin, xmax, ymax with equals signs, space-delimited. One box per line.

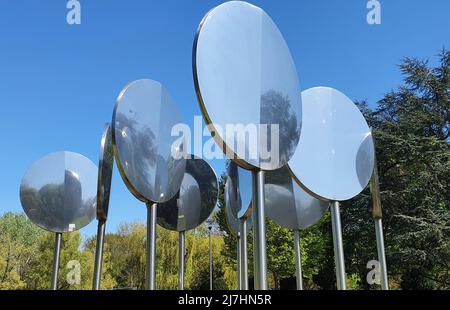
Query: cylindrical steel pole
xmin=331 ymin=201 xmax=346 ymax=290
xmin=178 ymin=231 xmax=185 ymax=290
xmin=239 ymin=219 xmax=248 ymax=290
xmin=237 ymin=233 xmax=241 ymax=290
xmin=294 ymin=230 xmax=304 ymax=290
xmin=209 ymin=230 xmax=213 ymax=290
xmin=92 ymin=220 xmax=106 ymax=290
xmin=51 ymin=232 xmax=62 ymax=290
xmin=145 ymin=203 xmax=157 ymax=290
xmin=252 ymin=170 xmax=267 ymax=290
xmin=369 ymin=148 xmax=389 ymax=291
xmin=375 ymin=218 xmax=389 ymax=290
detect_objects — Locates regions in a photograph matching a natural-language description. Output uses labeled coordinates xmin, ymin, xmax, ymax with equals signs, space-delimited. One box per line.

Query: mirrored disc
xmin=288 ymin=87 xmax=375 ymax=201
xmin=157 ymin=157 xmax=218 ymax=232
xmin=225 ymin=176 xmax=252 ymax=237
xmin=19 ymin=151 xmax=97 ymax=233
xmin=227 ymin=161 xmax=252 ymax=219
xmin=194 ymin=1 xmax=301 ymax=170
xmin=112 ymin=79 xmax=186 ymax=203
xmin=265 ymin=166 xmax=329 ymax=230
xmin=97 ymin=123 xmax=114 ymax=221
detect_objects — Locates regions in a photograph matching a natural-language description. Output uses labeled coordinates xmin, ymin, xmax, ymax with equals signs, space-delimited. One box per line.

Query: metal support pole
xmin=237 ymin=233 xmax=241 ymax=290
xmin=294 ymin=230 xmax=304 ymax=290
xmin=252 ymin=170 xmax=267 ymax=290
xmin=145 ymin=203 xmax=157 ymax=290
xmin=369 ymin=147 xmax=389 ymax=291
xmin=239 ymin=219 xmax=248 ymax=290
xmin=331 ymin=201 xmax=346 ymax=290
xmin=178 ymin=231 xmax=185 ymax=290
xmin=375 ymin=218 xmax=389 ymax=290
xmin=51 ymin=232 xmax=62 ymax=290
xmin=92 ymin=220 xmax=106 ymax=290
xmin=209 ymin=229 xmax=213 ymax=290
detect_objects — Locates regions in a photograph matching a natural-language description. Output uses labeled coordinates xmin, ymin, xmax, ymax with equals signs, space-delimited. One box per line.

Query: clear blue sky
xmin=1 ymin=0 xmax=449 ymax=238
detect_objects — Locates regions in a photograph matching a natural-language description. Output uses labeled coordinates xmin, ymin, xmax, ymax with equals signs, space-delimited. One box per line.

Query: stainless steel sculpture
xmin=194 ymin=1 xmax=301 ymax=289
xmin=158 ymin=157 xmax=218 ymax=290
xmin=19 ymin=151 xmax=97 ymax=290
xmin=265 ymin=166 xmax=329 ymax=290
xmin=112 ymin=79 xmax=186 ymax=290
xmin=288 ymin=87 xmax=375 ymax=290
xmin=93 ymin=123 xmax=114 ymax=290
xmin=225 ymin=173 xmax=252 ymax=290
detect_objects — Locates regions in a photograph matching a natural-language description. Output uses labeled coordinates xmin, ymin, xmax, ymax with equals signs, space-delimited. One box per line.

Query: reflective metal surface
xmin=93 ymin=221 xmax=106 ymax=290
xmin=331 ymin=201 xmax=347 ymax=290
xmin=239 ymin=220 xmax=249 ymax=290
xmin=157 ymin=158 xmax=218 ymax=232
xmin=252 ymin=170 xmax=267 ymax=290
xmin=178 ymin=231 xmax=185 ymax=290
xmin=97 ymin=123 xmax=114 ymax=221
xmin=225 ymin=175 xmax=250 ymax=290
xmin=288 ymin=87 xmax=375 ymax=201
xmin=294 ymin=230 xmax=304 ymax=290
xmin=224 ymin=177 xmax=238 ymax=235
xmin=370 ymin=134 xmax=383 ymax=219
xmin=20 ymin=151 xmax=97 ymax=233
xmin=371 ymin=149 xmax=389 ymax=290
xmin=265 ymin=166 xmax=329 ymax=230
xmin=194 ymin=1 xmax=301 ymax=170
xmin=51 ymin=233 xmax=62 ymax=290
xmin=236 ymin=239 xmax=241 ymax=290
xmin=146 ymin=203 xmax=157 ymax=290
xmin=112 ymin=79 xmax=186 ymax=203
xmin=224 ymin=175 xmax=252 ymax=236
xmin=375 ymin=218 xmax=389 ymax=290
xmin=227 ymin=161 xmax=252 ymax=220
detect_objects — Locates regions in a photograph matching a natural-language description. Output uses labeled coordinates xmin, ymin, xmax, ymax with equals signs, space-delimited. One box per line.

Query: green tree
xmin=0 ymin=212 xmax=112 ymax=290
xmin=99 ymin=221 xmax=231 ymax=290
xmin=0 ymin=213 xmax=42 ymax=289
xmin=103 ymin=222 xmax=147 ymax=289
xmin=25 ymin=230 xmax=106 ymax=290
xmin=342 ymin=49 xmax=450 ymax=290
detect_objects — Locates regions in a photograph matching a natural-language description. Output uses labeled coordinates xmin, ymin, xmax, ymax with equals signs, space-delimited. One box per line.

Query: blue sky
xmin=1 ymin=0 xmax=449 ymax=238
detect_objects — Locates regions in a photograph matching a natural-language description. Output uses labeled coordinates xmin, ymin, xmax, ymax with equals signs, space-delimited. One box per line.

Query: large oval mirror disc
xmin=194 ymin=1 xmax=301 ymax=170
xmin=97 ymin=123 xmax=114 ymax=221
xmin=227 ymin=161 xmax=252 ymax=220
xmin=20 ymin=151 xmax=98 ymax=233
xmin=288 ymin=87 xmax=375 ymax=202
xmin=157 ymin=157 xmax=218 ymax=232
xmin=265 ymin=166 xmax=329 ymax=230
xmin=112 ymin=79 xmax=186 ymax=203
xmin=225 ymin=175 xmax=252 ymax=237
